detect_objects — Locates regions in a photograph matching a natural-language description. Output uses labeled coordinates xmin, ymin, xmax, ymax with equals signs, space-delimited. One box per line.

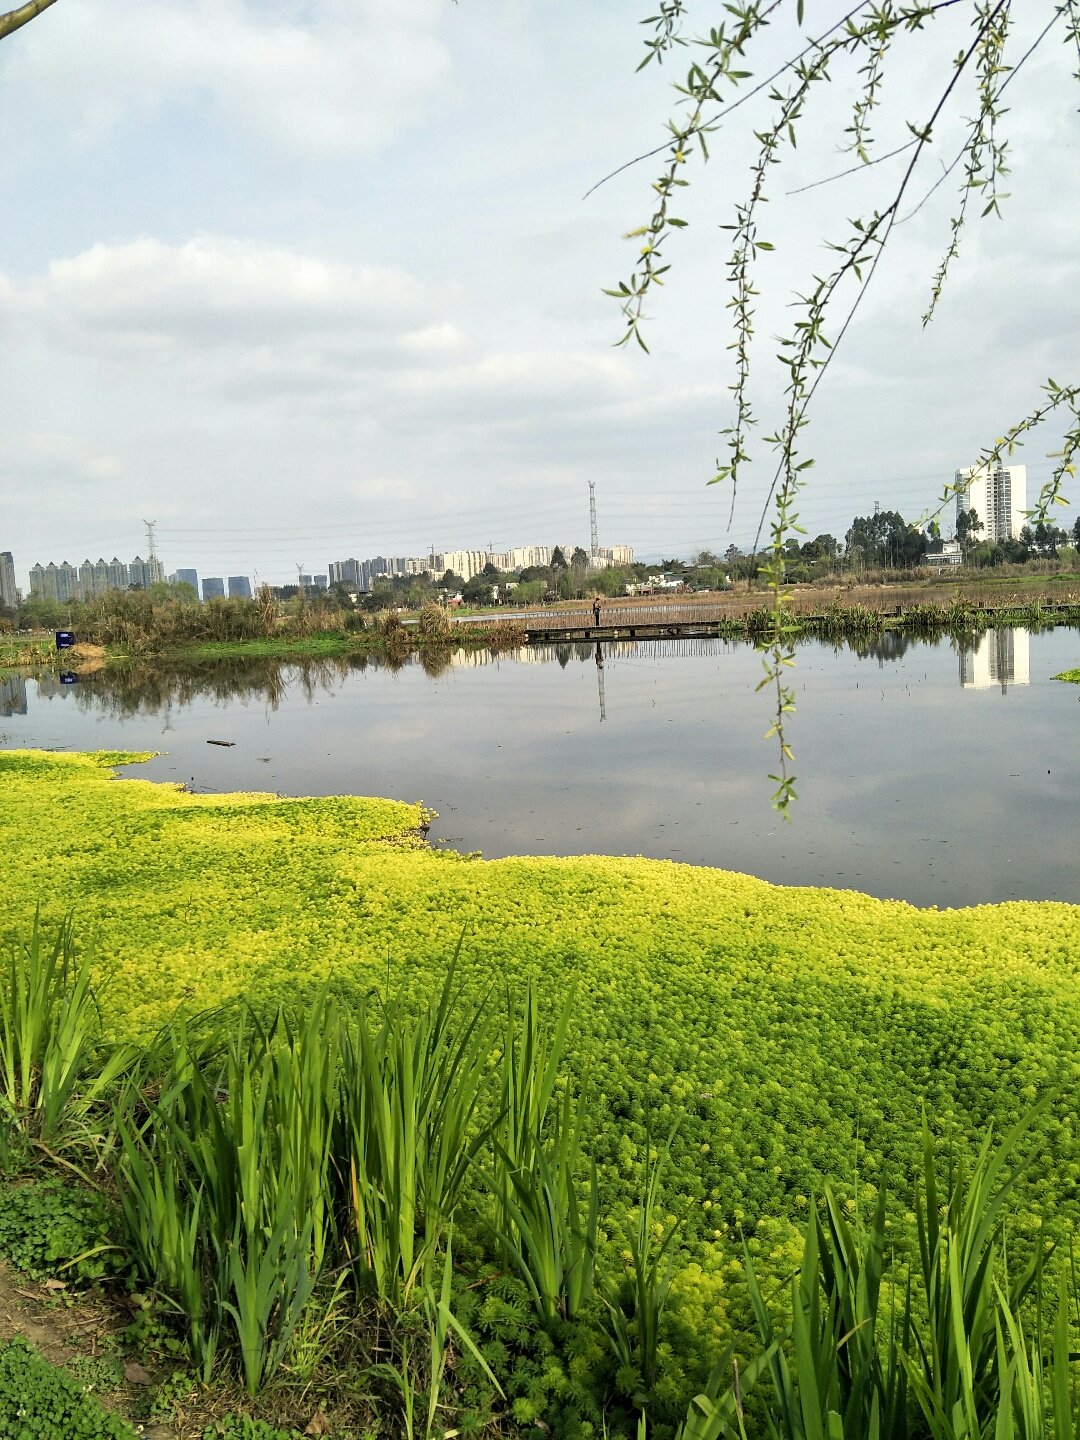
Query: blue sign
xmin=55 ymin=631 xmax=75 ymax=650
xmin=59 ymin=672 xmax=78 ymax=685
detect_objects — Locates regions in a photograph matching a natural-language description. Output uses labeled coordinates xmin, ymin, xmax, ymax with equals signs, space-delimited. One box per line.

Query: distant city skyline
xmin=8 ymin=538 xmax=637 ymax=601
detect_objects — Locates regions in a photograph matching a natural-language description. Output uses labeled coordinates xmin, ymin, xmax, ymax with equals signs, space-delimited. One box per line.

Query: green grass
xmin=0 ymin=635 xmax=58 ymax=671
xmin=160 ymin=633 xmax=375 ymax=661
xmin=1053 ymin=667 xmax=1080 ymax=682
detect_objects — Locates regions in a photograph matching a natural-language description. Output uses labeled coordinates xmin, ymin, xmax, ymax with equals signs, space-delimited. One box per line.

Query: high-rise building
xmin=202 ymin=577 xmax=225 ymax=600
xmin=55 ymin=561 xmax=80 ymax=602
xmin=955 ymin=463 xmax=1027 ymax=542
xmin=228 ymin=576 xmax=252 ymax=599
xmin=432 ymin=550 xmax=487 ymax=582
xmin=328 ymin=558 xmax=362 ymax=588
xmin=0 ymin=551 xmax=17 ymax=609
xmin=174 ymin=568 xmax=199 ymax=594
xmin=128 ymin=554 xmax=165 ymax=590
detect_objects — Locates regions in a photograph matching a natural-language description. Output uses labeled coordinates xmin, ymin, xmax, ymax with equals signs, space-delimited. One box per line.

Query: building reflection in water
xmin=958 ymin=628 xmax=1030 ymax=693
xmin=1 ymin=673 xmax=28 ymax=717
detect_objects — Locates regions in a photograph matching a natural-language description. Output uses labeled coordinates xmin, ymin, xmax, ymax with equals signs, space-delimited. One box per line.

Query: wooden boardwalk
xmin=462 ymin=600 xmax=1080 ymax=646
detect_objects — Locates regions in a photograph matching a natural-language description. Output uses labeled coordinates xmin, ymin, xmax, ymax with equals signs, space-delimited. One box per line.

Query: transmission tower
xmin=142 ymin=519 xmax=158 ymax=562
xmin=589 ymin=480 xmax=599 ymax=558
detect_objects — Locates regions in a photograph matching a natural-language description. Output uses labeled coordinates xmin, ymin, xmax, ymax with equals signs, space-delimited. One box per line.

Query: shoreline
xmin=4 ymin=590 xmax=1079 ymax=676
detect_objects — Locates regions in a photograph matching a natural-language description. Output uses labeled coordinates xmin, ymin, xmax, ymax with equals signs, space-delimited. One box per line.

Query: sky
xmin=1 ymin=0 xmax=1078 ymax=589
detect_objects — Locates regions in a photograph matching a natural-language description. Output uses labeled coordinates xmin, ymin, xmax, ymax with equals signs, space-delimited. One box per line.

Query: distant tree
xmin=327 ymin=582 xmax=356 ymax=608
xmin=462 ymin=574 xmax=497 ymax=605
xmin=19 ymin=595 xmax=67 ymax=629
xmin=568 ymin=547 xmax=590 ymax=598
xmin=550 ymin=547 xmax=567 ymax=571
xmin=723 ymin=543 xmax=742 ymax=566
xmin=1033 ymin=520 xmax=1068 ymax=556
xmin=955 ymin=508 xmax=984 ymax=551
xmin=149 ymin=580 xmax=197 ymax=604
xmin=513 ymin=579 xmax=546 ymax=604
xmin=592 ymin=565 xmax=630 ymax=597
xmin=1072 ymin=515 xmax=1080 ymax=549
xmin=847 ymin=511 xmax=911 ymax=568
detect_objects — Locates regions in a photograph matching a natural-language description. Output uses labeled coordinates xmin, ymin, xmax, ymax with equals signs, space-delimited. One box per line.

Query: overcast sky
xmin=1 ymin=0 xmax=1077 ymax=588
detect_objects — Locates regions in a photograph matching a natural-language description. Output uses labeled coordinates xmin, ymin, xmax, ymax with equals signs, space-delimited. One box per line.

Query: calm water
xmin=3 ymin=627 xmax=1078 ymax=909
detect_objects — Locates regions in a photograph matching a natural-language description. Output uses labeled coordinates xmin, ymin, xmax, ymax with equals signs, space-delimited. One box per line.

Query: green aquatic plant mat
xmin=3 ymin=749 xmax=1080 ymax=1300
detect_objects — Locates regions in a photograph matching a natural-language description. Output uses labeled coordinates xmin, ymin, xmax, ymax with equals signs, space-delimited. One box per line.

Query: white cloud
xmin=3 ymin=237 xmax=642 ymax=432
xmin=11 ymin=235 xmax=429 ymax=358
xmin=4 ymin=0 xmax=451 ymax=156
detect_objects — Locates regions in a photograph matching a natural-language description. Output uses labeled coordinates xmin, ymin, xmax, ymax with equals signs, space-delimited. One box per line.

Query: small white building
xmin=925 ymin=539 xmax=963 ymax=567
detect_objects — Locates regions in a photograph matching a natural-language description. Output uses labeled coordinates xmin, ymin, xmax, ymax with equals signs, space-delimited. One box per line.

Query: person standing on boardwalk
xmin=592 ymin=597 xmax=601 ymax=627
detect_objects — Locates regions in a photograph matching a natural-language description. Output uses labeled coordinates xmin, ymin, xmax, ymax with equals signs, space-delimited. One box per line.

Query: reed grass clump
xmin=0 ymin=911 xmax=134 ymax=1167
xmin=678 ymin=1108 xmax=1070 ymax=1440
xmin=482 ymin=617 xmax=527 ymax=650
xmin=7 ymin=910 xmax=1080 ymax=1439
xmin=415 ymin=602 xmax=454 ymax=646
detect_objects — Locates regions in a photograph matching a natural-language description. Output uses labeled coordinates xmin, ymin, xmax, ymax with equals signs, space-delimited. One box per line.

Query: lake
xmin=3 ymin=625 xmax=1078 ymax=909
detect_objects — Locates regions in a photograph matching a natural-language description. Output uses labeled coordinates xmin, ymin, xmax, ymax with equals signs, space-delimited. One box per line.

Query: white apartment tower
xmin=954 ymin=462 xmax=1027 ymax=542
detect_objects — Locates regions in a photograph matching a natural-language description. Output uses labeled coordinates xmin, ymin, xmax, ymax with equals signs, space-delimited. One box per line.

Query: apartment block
xmin=28 ymin=552 xmax=164 ymax=601
xmin=954 ymin=463 xmax=1027 ymax=542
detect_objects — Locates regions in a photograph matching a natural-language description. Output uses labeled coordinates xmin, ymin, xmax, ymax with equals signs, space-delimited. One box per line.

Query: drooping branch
xmin=610 ymin=1 xmax=1074 ymax=813
xmin=0 ymin=0 xmax=60 ymax=42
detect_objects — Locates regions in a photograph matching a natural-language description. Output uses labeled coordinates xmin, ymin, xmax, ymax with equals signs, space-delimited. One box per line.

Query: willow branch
xmin=0 ymin=0 xmax=59 ymax=41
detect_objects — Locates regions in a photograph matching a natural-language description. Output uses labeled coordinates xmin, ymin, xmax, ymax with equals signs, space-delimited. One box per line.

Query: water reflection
xmin=68 ymin=655 xmax=365 ymax=718
xmin=958 ymin=629 xmax=1030 ymax=692
xmin=840 ymin=630 xmax=942 ymax=664
xmin=7 ymin=627 xmax=1042 ymax=719
xmin=3 ymin=624 xmax=1078 ymax=907
xmin=1 ymin=673 xmax=28 ymax=717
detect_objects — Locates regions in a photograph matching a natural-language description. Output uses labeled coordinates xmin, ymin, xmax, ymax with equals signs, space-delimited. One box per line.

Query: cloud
xmin=387 ymin=351 xmax=636 ymax=422
xmin=2 ymin=236 xmax=645 ymax=435
xmin=26 ymin=236 xmax=426 ymax=348
xmin=3 ymin=0 xmax=451 ymax=156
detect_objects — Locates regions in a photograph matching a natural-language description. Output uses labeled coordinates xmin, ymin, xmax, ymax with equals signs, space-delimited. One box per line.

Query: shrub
xmin=0 ymin=1175 xmax=126 ymax=1284
xmin=0 ymin=1337 xmax=136 ymax=1439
